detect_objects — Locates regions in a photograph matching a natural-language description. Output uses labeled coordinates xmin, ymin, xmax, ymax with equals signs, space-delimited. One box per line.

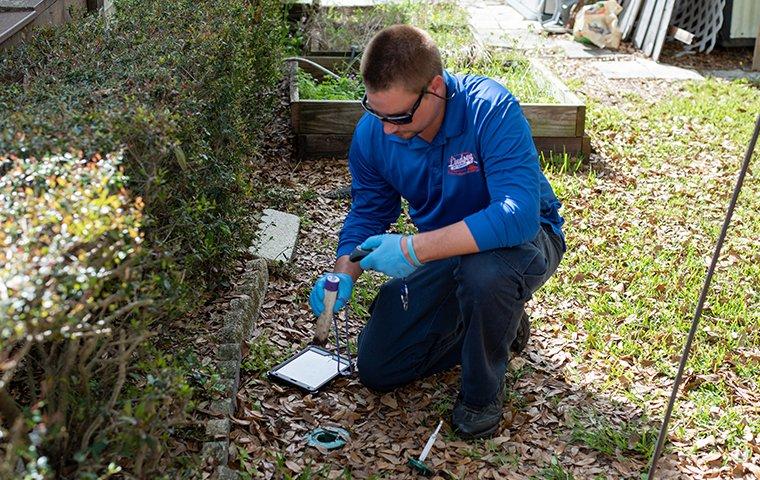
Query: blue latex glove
xmin=359 ymin=234 xmax=418 ymax=278
xmin=309 ymin=272 xmax=354 ymax=317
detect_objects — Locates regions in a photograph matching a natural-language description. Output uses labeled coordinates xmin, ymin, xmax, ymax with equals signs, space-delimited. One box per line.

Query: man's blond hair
xmin=360 ymin=25 xmax=443 ymax=93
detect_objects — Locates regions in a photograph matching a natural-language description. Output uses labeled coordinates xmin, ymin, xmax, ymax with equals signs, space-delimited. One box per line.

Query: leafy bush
xmin=0 ymin=0 xmax=286 ymax=476
xmin=297 ymin=70 xmax=365 ymax=100
xmin=1 ymin=153 xmax=144 ymax=342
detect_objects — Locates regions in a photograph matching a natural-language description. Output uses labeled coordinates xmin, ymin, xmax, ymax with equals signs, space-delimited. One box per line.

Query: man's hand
xmin=309 ymin=272 xmax=354 ymax=316
xmin=359 ymin=234 xmax=419 ymax=278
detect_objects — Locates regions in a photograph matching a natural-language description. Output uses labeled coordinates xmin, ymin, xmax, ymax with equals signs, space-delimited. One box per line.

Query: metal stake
xmin=647 ymin=114 xmax=760 ymax=479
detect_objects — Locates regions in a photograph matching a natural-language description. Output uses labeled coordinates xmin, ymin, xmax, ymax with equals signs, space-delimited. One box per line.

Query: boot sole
xmin=454 ymin=421 xmax=501 ymax=440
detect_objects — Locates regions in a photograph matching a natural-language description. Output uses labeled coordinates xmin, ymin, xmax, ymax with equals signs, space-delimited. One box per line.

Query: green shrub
xmin=297 ymin=70 xmax=365 ymax=100
xmin=0 ymin=0 xmax=286 ymax=476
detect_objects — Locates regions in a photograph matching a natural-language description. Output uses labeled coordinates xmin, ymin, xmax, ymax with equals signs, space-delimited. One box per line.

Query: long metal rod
xmin=647 ymin=114 xmax=760 ymax=479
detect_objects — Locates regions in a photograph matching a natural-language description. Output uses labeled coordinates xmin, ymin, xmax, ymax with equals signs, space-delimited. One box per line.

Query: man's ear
xmin=430 ymin=75 xmax=445 ymax=95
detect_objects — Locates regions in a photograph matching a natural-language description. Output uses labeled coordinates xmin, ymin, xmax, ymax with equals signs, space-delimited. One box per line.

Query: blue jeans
xmin=356 ymin=224 xmax=564 ymax=407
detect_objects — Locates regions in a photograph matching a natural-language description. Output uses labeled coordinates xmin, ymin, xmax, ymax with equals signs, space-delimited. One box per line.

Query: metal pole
xmin=647 ymin=114 xmax=760 ymax=479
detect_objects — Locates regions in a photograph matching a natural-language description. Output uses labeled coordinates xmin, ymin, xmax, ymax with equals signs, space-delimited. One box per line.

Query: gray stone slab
xmin=251 ymin=209 xmax=300 ymax=263
xmin=551 ymin=38 xmax=622 ymax=59
xmin=210 ymin=398 xmax=235 ymax=416
xmin=466 ymin=0 xmax=545 ymax=51
xmin=214 ymin=466 xmax=240 ymax=480
xmin=702 ymin=69 xmax=760 ymax=82
xmin=218 ymin=359 xmax=239 ymax=378
xmin=218 ymin=343 xmax=241 ymax=362
xmin=217 ymin=323 xmax=242 ymax=344
xmin=220 ymin=377 xmax=239 ymax=397
xmin=592 ymin=58 xmax=703 ymax=80
xmin=479 ymin=28 xmax=545 ymax=50
xmin=206 ymin=418 xmax=231 ymax=439
xmin=202 ymin=441 xmax=229 ymax=466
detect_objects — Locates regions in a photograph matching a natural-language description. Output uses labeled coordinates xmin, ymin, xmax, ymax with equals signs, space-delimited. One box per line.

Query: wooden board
xmin=620 ymin=0 xmax=644 ymax=40
xmin=631 ymin=0 xmax=676 ymax=60
xmin=296 ymin=101 xmax=364 ymax=134
xmin=291 ymin=56 xmax=587 ymax=158
xmin=0 ymin=0 xmax=84 ymax=49
xmin=529 ymin=59 xmax=585 ymax=106
xmin=651 ymin=0 xmax=676 ymax=62
xmin=297 ymin=134 xmax=353 ymax=159
xmin=299 ymin=54 xmax=360 ymax=79
xmin=753 ymin=22 xmax=760 ymax=71
xmin=641 ymin=0 xmax=663 ymax=56
xmin=633 ymin=0 xmax=657 ymax=50
xmin=521 ymin=105 xmax=583 ymax=137
xmin=534 ymin=136 xmax=591 ymax=158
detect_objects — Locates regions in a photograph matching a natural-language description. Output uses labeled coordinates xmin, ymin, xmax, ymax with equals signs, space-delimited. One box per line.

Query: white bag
xmin=573 ymin=0 xmax=623 ymax=49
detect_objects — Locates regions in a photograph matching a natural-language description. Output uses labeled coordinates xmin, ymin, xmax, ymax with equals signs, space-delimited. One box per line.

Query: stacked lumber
xmin=619 ymin=0 xmax=726 ymax=62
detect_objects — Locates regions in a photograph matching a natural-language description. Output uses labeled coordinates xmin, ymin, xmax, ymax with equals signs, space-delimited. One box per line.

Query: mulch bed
xmin=222 ymin=40 xmax=760 ymax=478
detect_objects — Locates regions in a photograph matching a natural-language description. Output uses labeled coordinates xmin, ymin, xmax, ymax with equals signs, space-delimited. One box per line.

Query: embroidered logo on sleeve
xmin=447 ymin=152 xmax=480 ymax=176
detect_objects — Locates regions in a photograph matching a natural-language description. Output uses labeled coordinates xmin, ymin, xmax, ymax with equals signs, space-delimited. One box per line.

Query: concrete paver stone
xmin=592 ymin=58 xmax=703 ymax=80
xmin=702 ymin=69 xmax=760 ymax=82
xmin=251 ymin=209 xmax=300 ymax=263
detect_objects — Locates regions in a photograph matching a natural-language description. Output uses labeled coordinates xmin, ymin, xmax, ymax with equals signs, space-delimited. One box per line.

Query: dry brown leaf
xmin=699 ymin=452 xmax=722 ymax=466
xmin=285 ymin=460 xmax=301 ymax=473
xmin=380 ymin=394 xmax=398 ymax=409
xmin=744 ymin=463 xmax=760 ymax=479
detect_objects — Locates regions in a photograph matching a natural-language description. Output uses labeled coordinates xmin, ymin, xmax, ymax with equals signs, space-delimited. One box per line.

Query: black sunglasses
xmin=361 ymin=89 xmax=445 ymax=125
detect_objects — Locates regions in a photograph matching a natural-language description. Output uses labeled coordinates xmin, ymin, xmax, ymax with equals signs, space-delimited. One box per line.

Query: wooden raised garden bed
xmin=289 ymin=55 xmax=589 ymax=160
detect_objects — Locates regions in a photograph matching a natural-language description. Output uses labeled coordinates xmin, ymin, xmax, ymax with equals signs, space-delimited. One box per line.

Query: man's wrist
xmin=399 ymin=235 xmax=413 ymax=266
xmin=334 ymin=254 xmax=363 ymax=282
xmin=406 ymin=235 xmax=422 ymax=266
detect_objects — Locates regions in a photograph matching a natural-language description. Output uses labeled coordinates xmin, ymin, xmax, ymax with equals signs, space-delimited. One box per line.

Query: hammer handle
xmin=313 ymin=285 xmax=338 ymax=345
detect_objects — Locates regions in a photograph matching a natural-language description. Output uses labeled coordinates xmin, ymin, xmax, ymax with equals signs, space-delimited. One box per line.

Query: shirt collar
xmin=439 ymin=70 xmax=466 ymax=140
xmin=387 ymin=70 xmax=466 ymax=148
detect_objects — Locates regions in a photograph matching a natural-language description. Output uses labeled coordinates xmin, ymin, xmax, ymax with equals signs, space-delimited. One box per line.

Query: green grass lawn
xmin=538 ymin=77 xmax=760 ymax=460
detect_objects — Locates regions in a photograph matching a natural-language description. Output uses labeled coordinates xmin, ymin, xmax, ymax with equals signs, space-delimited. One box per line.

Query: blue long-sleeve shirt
xmin=336 ymin=70 xmax=564 ymax=258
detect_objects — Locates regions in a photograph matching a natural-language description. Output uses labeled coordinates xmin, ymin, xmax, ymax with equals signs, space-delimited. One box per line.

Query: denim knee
xmin=356 ymin=351 xmax=398 ymax=392
xmin=455 ymin=251 xmax=522 ymax=296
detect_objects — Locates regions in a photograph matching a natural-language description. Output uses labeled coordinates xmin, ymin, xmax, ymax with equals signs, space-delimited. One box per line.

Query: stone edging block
xmin=201 ymin=257 xmax=268 ymax=476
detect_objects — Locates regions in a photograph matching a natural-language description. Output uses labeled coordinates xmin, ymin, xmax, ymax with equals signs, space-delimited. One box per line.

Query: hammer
xmin=313 ymin=273 xmax=340 ymax=345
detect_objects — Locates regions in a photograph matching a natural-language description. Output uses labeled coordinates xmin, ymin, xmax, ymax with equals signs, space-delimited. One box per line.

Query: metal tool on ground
xmin=408 ymin=420 xmax=443 ymax=476
xmin=647 ymin=114 xmax=760 ymax=479
xmin=312 ymin=273 xmax=353 ymax=377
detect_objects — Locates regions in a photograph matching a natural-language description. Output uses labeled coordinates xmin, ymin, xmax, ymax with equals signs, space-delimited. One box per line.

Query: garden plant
xmin=297 ymin=1 xmax=554 ymax=104
xmin=0 ymin=0 xmax=286 ymax=476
